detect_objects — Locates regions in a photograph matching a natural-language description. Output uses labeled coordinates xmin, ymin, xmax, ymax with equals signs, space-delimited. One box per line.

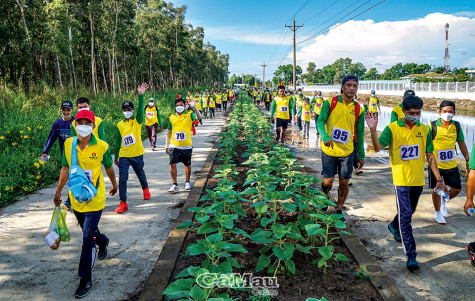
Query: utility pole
xmin=285 ymin=16 xmax=303 ymax=92
xmin=261 ymin=63 xmax=267 ymax=88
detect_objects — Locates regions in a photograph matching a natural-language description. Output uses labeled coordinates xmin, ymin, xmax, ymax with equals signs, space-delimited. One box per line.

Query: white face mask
xmin=441 ymin=113 xmax=454 ymax=122
xmin=78 ymin=107 xmax=90 ymax=112
xmin=76 ymin=125 xmax=93 ymax=137
xmin=149 ymin=102 xmax=154 ymax=107
xmin=176 ymin=106 xmax=185 ymax=113
xmin=123 ymin=111 xmax=133 ymax=119
xmin=62 ymin=114 xmax=71 ymax=119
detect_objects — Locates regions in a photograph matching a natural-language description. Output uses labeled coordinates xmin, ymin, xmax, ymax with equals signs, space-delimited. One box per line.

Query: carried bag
xmin=68 ymin=137 xmax=100 ymax=203
xmin=44 ymin=206 xmax=70 ymax=249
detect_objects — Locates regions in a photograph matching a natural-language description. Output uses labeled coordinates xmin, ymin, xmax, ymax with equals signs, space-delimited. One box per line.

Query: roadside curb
xmin=138 ymin=109 xmax=232 ymax=301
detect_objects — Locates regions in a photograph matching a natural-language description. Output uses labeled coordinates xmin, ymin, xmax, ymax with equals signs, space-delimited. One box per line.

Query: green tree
xmin=363 ymin=67 xmax=380 ymax=80
xmin=307 ymin=62 xmax=316 ymax=72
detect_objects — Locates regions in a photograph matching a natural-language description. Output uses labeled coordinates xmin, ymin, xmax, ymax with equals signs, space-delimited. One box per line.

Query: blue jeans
xmin=390 ymin=186 xmax=423 ymax=259
xmin=118 ymin=155 xmax=148 ymax=203
xmin=73 ymin=210 xmax=108 ymax=280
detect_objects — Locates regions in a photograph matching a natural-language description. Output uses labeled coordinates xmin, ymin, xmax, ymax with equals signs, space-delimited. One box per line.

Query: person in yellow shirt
xmin=144 ymin=97 xmax=163 ymax=151
xmin=299 ymin=97 xmax=312 ymax=138
xmin=165 ymin=98 xmax=202 ymax=193
xmin=215 ymin=91 xmax=222 ymax=112
xmin=391 ymin=90 xmax=415 ymax=122
xmin=270 ymin=85 xmax=295 ymax=144
xmin=316 ymin=76 xmax=365 ymax=222
xmin=222 ymin=90 xmax=228 ymax=111
xmin=201 ymin=91 xmax=209 ymax=119
xmin=208 ymin=92 xmax=216 ymax=119
xmin=366 ymin=90 xmax=380 ymax=116
xmin=114 ymin=83 xmax=151 ymax=214
xmin=53 ymin=109 xmax=117 ymax=297
xmin=311 ymin=91 xmax=324 ymax=135
xmin=428 ymin=100 xmax=470 ymax=224
xmin=366 ymin=95 xmax=447 ymax=271
xmin=264 ymin=89 xmax=272 ymax=111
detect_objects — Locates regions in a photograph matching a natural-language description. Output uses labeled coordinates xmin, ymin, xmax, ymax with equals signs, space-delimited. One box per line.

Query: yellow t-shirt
xmin=429 ymin=119 xmax=463 ymax=170
xmin=301 ymin=103 xmax=311 ymax=122
xmin=215 ymin=94 xmax=222 ymax=104
xmin=381 ymin=120 xmax=432 ymax=186
xmin=368 ymin=96 xmax=379 ymax=113
xmin=202 ymin=96 xmax=208 ymax=108
xmin=208 ymin=97 xmax=216 ymax=108
xmin=194 ymin=96 xmax=202 ymax=110
xmin=392 ymin=104 xmax=405 ymax=121
xmin=223 ymin=94 xmax=228 ymax=102
xmin=63 ymin=135 xmax=112 ymax=212
xmin=170 ymin=111 xmax=193 ymax=147
xmin=314 ymin=97 xmax=324 ymax=115
xmin=145 ymin=106 xmax=159 ymax=126
xmin=117 ymin=118 xmax=145 ymax=158
xmin=321 ymin=98 xmax=364 ymax=158
xmin=275 ymin=96 xmax=290 ymax=120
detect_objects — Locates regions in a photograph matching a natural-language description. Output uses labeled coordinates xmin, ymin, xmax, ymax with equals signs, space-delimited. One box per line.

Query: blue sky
xmin=170 ymin=0 xmax=475 ymax=77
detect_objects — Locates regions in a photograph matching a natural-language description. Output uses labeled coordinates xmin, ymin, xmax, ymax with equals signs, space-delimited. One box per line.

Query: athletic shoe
xmin=168 ymin=184 xmax=179 ymax=193
xmin=143 ymin=187 xmax=151 ymax=200
xmin=466 ymin=243 xmax=475 ymax=267
xmin=74 ymin=278 xmax=92 ymax=298
xmin=441 ymin=200 xmax=448 ymax=217
xmin=151 ymin=147 xmax=155 ymax=151
xmin=97 ymin=238 xmax=109 ymax=260
xmin=388 ymin=223 xmax=402 ymax=243
xmin=115 ymin=201 xmax=128 ymax=214
xmin=335 ymin=209 xmax=346 ymax=223
xmin=434 ymin=211 xmax=446 ymax=224
xmin=406 ymin=257 xmax=420 ymax=271
xmin=184 ymin=182 xmax=192 ymax=190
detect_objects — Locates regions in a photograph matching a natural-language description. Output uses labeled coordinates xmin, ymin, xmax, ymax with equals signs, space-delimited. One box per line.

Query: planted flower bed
xmin=163 ymin=97 xmax=382 ymax=301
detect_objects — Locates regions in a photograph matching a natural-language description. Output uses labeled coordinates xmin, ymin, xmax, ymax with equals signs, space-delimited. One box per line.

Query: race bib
xmin=400 ymin=144 xmax=420 ymax=161
xmin=370 ymin=103 xmax=377 ymax=107
xmin=331 ymin=127 xmax=351 ymax=144
xmin=146 ymin=111 xmax=155 ymax=118
xmin=316 ymin=103 xmax=323 ymax=107
xmin=304 ymin=111 xmax=310 ymax=116
xmin=438 ymin=149 xmax=455 ymax=162
xmin=123 ymin=134 xmax=136 ymax=147
xmin=84 ymin=169 xmax=93 ymax=183
xmin=280 ymin=106 xmax=288 ymax=112
xmin=175 ymin=132 xmax=186 ymax=141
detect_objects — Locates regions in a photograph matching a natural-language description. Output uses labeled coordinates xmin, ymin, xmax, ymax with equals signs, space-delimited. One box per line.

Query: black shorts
xmin=216 ymin=103 xmax=221 ymax=108
xmin=169 ymin=148 xmax=192 ymax=166
xmin=276 ymin=118 xmax=290 ymax=129
xmin=428 ymin=166 xmax=461 ymax=189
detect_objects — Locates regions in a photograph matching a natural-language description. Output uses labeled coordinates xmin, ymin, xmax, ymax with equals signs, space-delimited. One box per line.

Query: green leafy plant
xmin=354 ymin=266 xmax=372 ymax=281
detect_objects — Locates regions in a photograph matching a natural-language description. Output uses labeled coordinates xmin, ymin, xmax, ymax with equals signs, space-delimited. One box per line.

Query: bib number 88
xmin=400 ymin=144 xmax=420 ymax=161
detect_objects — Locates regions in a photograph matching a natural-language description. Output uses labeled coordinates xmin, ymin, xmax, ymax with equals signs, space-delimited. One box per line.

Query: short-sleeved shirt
xmin=62 ymin=135 xmax=113 ymax=212
xmin=391 ymin=104 xmax=405 ymax=123
xmin=469 ymin=144 xmax=475 ymax=169
xmin=429 ymin=118 xmax=464 ymax=170
xmin=168 ymin=110 xmax=198 ymax=149
xmin=379 ymin=119 xmax=433 ymax=186
xmin=368 ymin=96 xmax=379 ymax=113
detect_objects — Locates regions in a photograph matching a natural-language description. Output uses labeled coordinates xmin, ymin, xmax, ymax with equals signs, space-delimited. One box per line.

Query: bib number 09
xmin=123 ymin=134 xmax=136 ymax=147
xmin=400 ymin=144 xmax=420 ymax=161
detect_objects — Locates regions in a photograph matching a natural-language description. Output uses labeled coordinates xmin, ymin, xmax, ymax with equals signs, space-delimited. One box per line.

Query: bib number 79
xmin=400 ymin=144 xmax=420 ymax=161
xmin=175 ymin=132 xmax=186 ymax=141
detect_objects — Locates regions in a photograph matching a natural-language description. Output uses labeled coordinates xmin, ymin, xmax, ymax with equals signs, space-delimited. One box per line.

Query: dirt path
xmin=0 ymin=109 xmax=228 ymax=300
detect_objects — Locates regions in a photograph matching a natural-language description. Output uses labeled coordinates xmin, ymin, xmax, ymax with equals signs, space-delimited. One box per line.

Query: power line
xmin=267 ymin=26 xmax=286 ymax=62
xmin=286 ymin=0 xmax=311 ymax=23
xmin=298 ymin=0 xmax=386 ymax=45
xmin=301 ymin=0 xmax=343 ymax=24
xmin=298 ymin=0 xmax=363 ymax=39
xmin=285 ymin=16 xmax=304 ymax=91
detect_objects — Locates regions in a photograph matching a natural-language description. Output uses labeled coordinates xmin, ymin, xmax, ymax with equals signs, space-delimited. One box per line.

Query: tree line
xmin=1 ymin=0 xmax=229 ymax=94
xmin=267 ymin=58 xmax=473 ymax=86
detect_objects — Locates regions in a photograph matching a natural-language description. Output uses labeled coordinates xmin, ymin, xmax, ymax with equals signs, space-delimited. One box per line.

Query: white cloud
xmin=295 ymin=13 xmax=475 ymax=72
xmin=454 ymin=11 xmax=475 ymax=17
xmin=204 ymin=26 xmax=292 ymax=46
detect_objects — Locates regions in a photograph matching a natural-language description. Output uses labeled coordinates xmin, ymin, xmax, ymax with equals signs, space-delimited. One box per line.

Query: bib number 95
xmin=331 ymin=127 xmax=350 ymax=144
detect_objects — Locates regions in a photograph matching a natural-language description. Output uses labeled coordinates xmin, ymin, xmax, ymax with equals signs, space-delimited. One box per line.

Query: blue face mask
xmin=405 ymin=115 xmax=421 ymax=123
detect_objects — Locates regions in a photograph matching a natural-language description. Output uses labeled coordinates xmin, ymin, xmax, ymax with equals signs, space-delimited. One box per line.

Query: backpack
xmin=431 ymin=120 xmax=461 ymax=141
xmin=327 ymin=96 xmax=361 ymax=142
xmin=68 ymin=137 xmax=100 ymax=203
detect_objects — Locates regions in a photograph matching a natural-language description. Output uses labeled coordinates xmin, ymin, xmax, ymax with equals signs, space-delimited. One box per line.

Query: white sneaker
xmin=441 ymin=200 xmax=448 ymax=217
xmin=168 ymin=184 xmax=179 ymax=193
xmin=185 ymin=182 xmax=192 ymax=190
xmin=434 ymin=211 xmax=446 ymax=224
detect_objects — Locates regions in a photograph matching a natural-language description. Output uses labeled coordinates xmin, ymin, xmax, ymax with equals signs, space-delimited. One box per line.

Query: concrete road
xmin=0 ymin=109 xmax=227 ymax=301
xmin=283 ymin=116 xmax=475 ymax=301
